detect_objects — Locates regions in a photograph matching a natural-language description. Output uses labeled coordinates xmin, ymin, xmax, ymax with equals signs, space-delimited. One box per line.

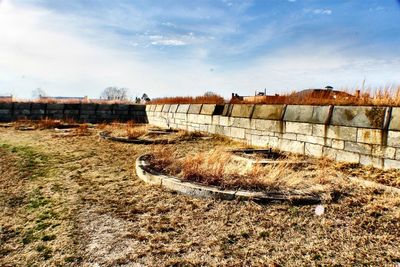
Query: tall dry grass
xmin=149 ymin=93 xmax=225 ymax=104
xmin=149 ymin=86 xmax=400 ymax=106
xmin=149 ymin=148 xmax=344 ymax=195
xmin=126 ymin=121 xmax=146 ymax=139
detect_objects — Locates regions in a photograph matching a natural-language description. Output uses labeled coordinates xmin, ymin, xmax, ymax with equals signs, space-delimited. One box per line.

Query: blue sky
xmin=0 ymin=0 xmax=399 ymax=99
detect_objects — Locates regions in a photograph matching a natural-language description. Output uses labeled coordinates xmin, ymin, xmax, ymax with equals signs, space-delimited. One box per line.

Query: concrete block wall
xmin=0 ymin=103 xmax=147 ymax=123
xmin=147 ymin=104 xmax=400 ymax=170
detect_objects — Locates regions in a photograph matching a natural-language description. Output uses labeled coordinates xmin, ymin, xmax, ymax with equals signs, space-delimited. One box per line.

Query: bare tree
xmin=32 ymin=88 xmax=47 ymax=99
xmin=100 ymin=87 xmax=129 ymax=101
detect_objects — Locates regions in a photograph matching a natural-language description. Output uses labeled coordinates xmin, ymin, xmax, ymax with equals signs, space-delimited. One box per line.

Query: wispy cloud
xmin=305 ymin=8 xmax=333 ymax=15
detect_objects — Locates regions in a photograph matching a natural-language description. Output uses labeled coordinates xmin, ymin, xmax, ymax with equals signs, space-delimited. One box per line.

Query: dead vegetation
xmin=149 ymin=92 xmax=225 ymax=105
xmin=148 ymin=148 xmax=347 ymax=201
xmin=149 ymin=86 xmax=400 ymax=106
xmin=1 ymin=125 xmax=400 ymax=266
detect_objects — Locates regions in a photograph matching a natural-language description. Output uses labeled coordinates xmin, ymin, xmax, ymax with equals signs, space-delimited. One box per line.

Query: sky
xmin=0 ymin=0 xmax=400 ymax=99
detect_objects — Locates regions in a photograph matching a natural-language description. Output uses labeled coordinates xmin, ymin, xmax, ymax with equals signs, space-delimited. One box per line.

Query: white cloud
xmin=151 ymin=39 xmax=187 ymax=46
xmin=311 ymin=8 xmax=332 ymax=15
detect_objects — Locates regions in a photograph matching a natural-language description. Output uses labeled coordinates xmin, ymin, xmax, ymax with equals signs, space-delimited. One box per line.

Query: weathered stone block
xmin=13 ymin=109 xmax=30 ymax=115
xmin=219 ymin=116 xmax=230 ymax=127
xmin=0 ymin=103 xmax=12 ymax=109
xmin=344 ymin=141 xmax=372 ymax=154
xmin=284 ymin=105 xmax=330 ymax=124
xmin=311 ymin=106 xmax=332 ymax=124
xmin=198 ymin=115 xmax=212 ymax=124
xmin=312 ymin=124 xmax=326 ymax=137
xmin=269 ymin=137 xmax=280 ymax=148
xmin=374 ymin=146 xmax=396 ymax=159
xmin=64 ymin=110 xmax=79 ymax=115
xmin=199 ymin=124 xmax=209 ymax=132
xmin=177 ymin=104 xmax=190 ymax=113
xmin=31 ymin=103 xmax=46 ymax=110
xmin=97 ymin=104 xmax=112 ymax=111
xmin=230 ymin=127 xmax=246 ymax=139
xmin=384 ymin=159 xmax=400 ymax=170
xmin=162 ymin=104 xmax=171 ymax=113
xmin=169 ymin=104 xmax=179 ymax=113
xmin=282 ymin=133 xmax=297 ymax=140
xmin=148 ymin=105 xmax=155 ymax=111
xmin=331 ymin=106 xmax=386 ymax=129
xmin=331 ymin=140 xmax=345 ymax=149
xmin=336 ymin=150 xmax=360 ymax=163
xmin=323 ymin=147 xmax=337 ymax=160
xmin=230 ymin=104 xmax=254 ymax=118
xmin=284 ymin=105 xmax=312 ymax=122
xmin=251 ymin=119 xmax=281 ymax=132
xmin=145 ymin=105 xmax=153 ymax=111
xmin=231 ymin=117 xmax=251 ymax=128
xmin=326 ymin=125 xmax=357 ymax=141
xmin=357 ymin=128 xmax=383 ymax=145
xmin=297 ymin=134 xmax=325 ymax=145
xmin=14 ymin=103 xmax=31 ymax=110
xmin=252 ymin=105 xmax=284 ymax=120
xmin=200 ymin=104 xmax=216 ymax=115
xmin=174 ymin=113 xmax=187 ymax=120
xmin=285 ymin=122 xmax=313 ymax=135
xmin=305 ymin=143 xmax=323 ymax=157
xmin=113 ymin=104 xmax=129 ymax=111
xmin=187 ymin=114 xmax=199 ymax=123
xmin=155 ymin=105 xmax=164 ymax=112
xmin=80 ymin=109 xmax=96 ymax=115
xmin=389 ymin=107 xmax=400 ymax=131
xmin=187 ymin=104 xmax=202 ymax=114
xmin=80 ymin=104 xmax=97 ymax=111
xmin=387 ymin=131 xmax=400 ymax=147
xmin=280 ymin=139 xmax=305 ymax=154
xmin=360 ymin=155 xmax=383 ymax=168
xmin=211 ymin=115 xmax=220 ymax=125
xmin=250 ymin=135 xmax=270 ymax=147
xmin=30 ymin=109 xmax=45 ymax=115
xmin=0 ymin=110 xmax=11 ymax=115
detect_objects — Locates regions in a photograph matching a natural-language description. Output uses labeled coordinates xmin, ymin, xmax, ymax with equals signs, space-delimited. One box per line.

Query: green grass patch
xmin=35 ymin=244 xmax=52 ymax=260
xmin=28 ymin=190 xmax=50 ymax=209
xmin=0 ymin=143 xmax=50 ymax=180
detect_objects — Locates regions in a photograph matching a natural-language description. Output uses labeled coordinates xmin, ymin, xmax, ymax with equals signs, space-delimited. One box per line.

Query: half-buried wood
xmin=136 ymin=154 xmax=322 ymax=204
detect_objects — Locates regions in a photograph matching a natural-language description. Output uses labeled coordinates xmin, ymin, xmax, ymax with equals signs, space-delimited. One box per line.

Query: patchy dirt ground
xmin=1 ymin=126 xmax=400 ymax=266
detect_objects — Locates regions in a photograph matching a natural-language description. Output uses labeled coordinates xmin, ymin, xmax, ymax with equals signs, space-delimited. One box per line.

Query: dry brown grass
xmin=1 ymin=126 xmax=400 ymax=266
xmin=101 ymin=122 xmax=148 ymax=139
xmin=149 ymin=149 xmax=345 ymax=198
xmin=37 ymin=118 xmax=62 ymax=129
xmin=149 ymin=93 xmax=225 ymax=104
xmin=149 ymin=86 xmax=400 ymax=106
xmin=73 ymin=124 xmax=91 ymax=136
xmin=126 ymin=122 xmax=146 ymax=139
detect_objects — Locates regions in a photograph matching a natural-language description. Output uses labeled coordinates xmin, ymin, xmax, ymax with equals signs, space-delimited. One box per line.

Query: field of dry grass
xmin=1 ymin=124 xmax=400 ymax=266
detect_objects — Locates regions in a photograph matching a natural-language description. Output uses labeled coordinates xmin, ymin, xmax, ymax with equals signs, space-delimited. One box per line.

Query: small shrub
xmin=38 ymin=118 xmax=61 ymax=129
xmin=126 ymin=124 xmax=146 ymax=139
xmin=73 ymin=124 xmax=90 ymax=136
